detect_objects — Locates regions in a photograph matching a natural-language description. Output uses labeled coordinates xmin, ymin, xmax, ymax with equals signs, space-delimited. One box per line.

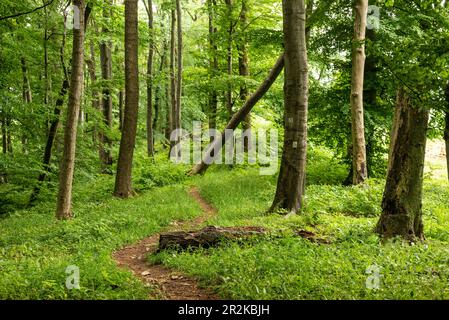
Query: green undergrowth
xmin=150 ymin=168 xmax=449 ymax=300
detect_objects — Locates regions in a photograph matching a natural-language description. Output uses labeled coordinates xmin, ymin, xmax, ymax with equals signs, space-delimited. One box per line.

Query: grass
xmin=1 ymin=145 xmax=449 ymax=299
xmin=0 ymin=175 xmax=201 ymax=299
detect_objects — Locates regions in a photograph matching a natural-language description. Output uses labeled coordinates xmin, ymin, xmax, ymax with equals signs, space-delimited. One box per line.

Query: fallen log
xmin=158 ymin=226 xmax=266 ymax=251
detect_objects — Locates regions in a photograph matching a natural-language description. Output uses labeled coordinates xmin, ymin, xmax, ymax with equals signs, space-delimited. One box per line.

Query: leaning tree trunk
xmin=350 ymin=0 xmax=368 ymax=185
xmin=145 ymin=0 xmax=155 ymax=157
xmin=114 ymin=0 xmax=139 ymax=198
xmin=99 ymin=0 xmax=114 ymax=171
xmin=375 ymin=88 xmax=429 ymax=240
xmin=55 ymin=0 xmax=86 ymax=219
xmin=269 ymin=0 xmax=308 ymax=214
xmin=189 ymin=53 xmax=284 ymax=176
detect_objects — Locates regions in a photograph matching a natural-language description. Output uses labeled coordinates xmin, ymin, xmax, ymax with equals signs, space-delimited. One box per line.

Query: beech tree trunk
xmin=155 ymin=40 xmax=168 ymax=137
xmin=375 ymin=88 xmax=429 ymax=240
xmin=145 ymin=0 xmax=155 ymax=157
xmin=55 ymin=0 xmax=86 ymax=219
xmin=238 ymin=0 xmax=251 ymax=152
xmin=175 ymin=0 xmax=183 ymax=134
xmin=21 ymin=57 xmax=32 ymax=152
xmin=114 ymin=0 xmax=139 ymax=198
xmin=225 ymin=0 xmax=234 ymax=118
xmin=99 ymin=0 xmax=113 ymax=171
xmin=350 ymin=0 xmax=368 ymax=185
xmin=207 ymin=0 xmax=218 ymax=135
xmin=270 ymin=0 xmax=308 ymax=214
xmin=445 ymin=83 xmax=449 ymax=181
xmin=189 ymin=53 xmax=284 ymax=176
xmin=169 ymin=9 xmax=177 ymax=151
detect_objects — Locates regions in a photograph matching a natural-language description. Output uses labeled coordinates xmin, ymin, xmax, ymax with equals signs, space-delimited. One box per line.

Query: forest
xmin=1 ymin=0 xmax=449 ymax=301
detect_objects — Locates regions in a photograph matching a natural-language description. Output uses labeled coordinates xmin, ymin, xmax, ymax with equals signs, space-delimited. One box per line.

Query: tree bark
xmin=114 ymin=0 xmax=139 ymax=198
xmin=55 ymin=0 xmax=86 ymax=219
xmin=189 ymin=53 xmax=284 ymax=176
xmin=207 ymin=0 xmax=218 ymax=136
xmin=145 ymin=0 xmax=155 ymax=157
xmin=375 ymin=88 xmax=429 ymax=240
xmin=225 ymin=0 xmax=234 ymax=118
xmin=445 ymin=83 xmax=449 ymax=181
xmin=269 ymin=0 xmax=308 ymax=214
xmin=169 ymin=9 xmax=177 ymax=151
xmin=350 ymin=0 xmax=368 ymax=185
xmin=238 ymin=0 xmax=251 ymax=152
xmin=99 ymin=0 xmax=113 ymax=171
xmin=154 ymin=40 xmax=168 ymax=137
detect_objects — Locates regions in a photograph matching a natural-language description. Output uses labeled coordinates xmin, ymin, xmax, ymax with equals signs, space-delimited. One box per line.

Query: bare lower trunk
xmin=350 ymin=0 xmax=368 ymax=185
xmin=375 ymin=88 xmax=429 ymax=240
xmin=146 ymin=0 xmax=155 ymax=157
xmin=99 ymin=1 xmax=113 ymax=171
xmin=270 ymin=0 xmax=308 ymax=214
xmin=55 ymin=0 xmax=86 ymax=219
xmin=189 ymin=54 xmax=284 ymax=176
xmin=169 ymin=9 xmax=177 ymax=152
xmin=176 ymin=0 xmax=183 ymax=133
xmin=238 ymin=0 xmax=251 ymax=152
xmin=445 ymin=83 xmax=449 ymax=181
xmin=114 ymin=0 xmax=139 ymax=198
xmin=225 ymin=0 xmax=234 ymax=118
xmin=207 ymin=0 xmax=218 ymax=139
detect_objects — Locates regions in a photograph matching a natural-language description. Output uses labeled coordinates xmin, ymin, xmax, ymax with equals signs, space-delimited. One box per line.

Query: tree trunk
xmin=114 ymin=0 xmax=139 ymax=198
xmin=269 ymin=0 xmax=308 ymax=214
xmin=445 ymin=83 xmax=449 ymax=181
xmin=99 ymin=0 xmax=113 ymax=171
xmin=189 ymin=53 xmax=284 ymax=176
xmin=175 ymin=0 xmax=183 ymax=142
xmin=225 ymin=0 xmax=234 ymax=118
xmin=350 ymin=0 xmax=368 ymax=185
xmin=169 ymin=9 xmax=177 ymax=152
xmin=21 ymin=57 xmax=32 ymax=152
xmin=118 ymin=89 xmax=124 ymax=131
xmin=55 ymin=0 xmax=86 ymax=219
xmin=146 ymin=0 xmax=155 ymax=157
xmin=207 ymin=0 xmax=218 ymax=141
xmin=375 ymin=88 xmax=429 ymax=240
xmin=1 ymin=116 xmax=7 ymax=154
xmin=154 ymin=40 xmax=168 ymax=137
xmin=238 ymin=0 xmax=251 ymax=152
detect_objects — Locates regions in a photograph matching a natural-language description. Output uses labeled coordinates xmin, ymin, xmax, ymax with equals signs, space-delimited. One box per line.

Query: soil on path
xmin=113 ymin=186 xmax=220 ymax=300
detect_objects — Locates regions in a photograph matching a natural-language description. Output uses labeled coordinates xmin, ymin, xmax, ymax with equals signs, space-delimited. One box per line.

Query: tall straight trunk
xmin=155 ymin=40 xmax=168 ymax=136
xmin=146 ymin=0 xmax=155 ymax=157
xmin=169 ymin=9 xmax=177 ymax=151
xmin=444 ymin=83 xmax=449 ymax=181
xmin=114 ymin=0 xmax=139 ymax=198
xmin=189 ymin=54 xmax=284 ymax=176
xmin=87 ymin=40 xmax=101 ymax=144
xmin=238 ymin=0 xmax=251 ymax=151
xmin=376 ymin=88 xmax=429 ymax=240
xmin=1 ymin=116 xmax=7 ymax=154
xmin=270 ymin=0 xmax=308 ymax=214
xmin=175 ymin=0 xmax=183 ymax=133
xmin=350 ymin=0 xmax=368 ymax=185
xmin=55 ymin=0 xmax=86 ymax=219
xmin=6 ymin=117 xmax=12 ymax=153
xmin=225 ymin=0 xmax=234 ymax=118
xmin=118 ymin=89 xmax=124 ymax=131
xmin=21 ymin=57 xmax=32 ymax=152
xmin=207 ymin=0 xmax=218 ymax=135
xmin=99 ymin=0 xmax=113 ymax=171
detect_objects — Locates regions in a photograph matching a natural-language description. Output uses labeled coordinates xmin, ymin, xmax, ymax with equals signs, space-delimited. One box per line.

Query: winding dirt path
xmin=113 ymin=186 xmax=220 ymax=300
